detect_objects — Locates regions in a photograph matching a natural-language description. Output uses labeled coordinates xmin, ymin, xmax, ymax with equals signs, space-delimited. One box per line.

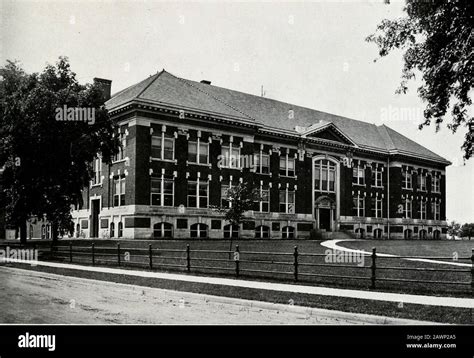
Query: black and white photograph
xmin=0 ymin=0 xmax=473 ymax=354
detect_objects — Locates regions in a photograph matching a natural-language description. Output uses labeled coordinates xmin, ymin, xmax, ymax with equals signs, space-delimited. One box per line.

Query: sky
xmin=1 ymin=0 xmax=473 ymax=223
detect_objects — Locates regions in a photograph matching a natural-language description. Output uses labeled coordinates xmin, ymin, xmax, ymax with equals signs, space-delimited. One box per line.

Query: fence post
xmin=92 ymin=243 xmax=95 ymax=266
xmin=186 ymin=245 xmax=191 ymax=272
xmin=234 ymin=245 xmax=240 ymax=278
xmin=149 ymin=244 xmax=153 ymax=270
xmin=69 ymin=242 xmax=72 ymax=263
xmin=294 ymin=246 xmax=299 ymax=282
xmin=471 ymin=248 xmax=474 ymax=293
xmin=117 ymin=243 xmax=121 ymax=266
xmin=371 ymin=247 xmax=376 ymax=289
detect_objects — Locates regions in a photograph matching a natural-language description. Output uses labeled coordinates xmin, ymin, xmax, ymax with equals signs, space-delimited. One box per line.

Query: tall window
xmin=431 ymin=202 xmax=441 ymax=220
xmin=432 ymin=175 xmax=441 ymax=193
xmin=255 ymin=225 xmax=270 ymax=239
xmin=403 ymin=199 xmax=412 ymax=219
xmin=114 ymin=132 xmax=127 ymax=161
xmin=224 ymin=224 xmax=239 ymax=239
xmin=371 ymin=197 xmax=383 ymax=218
xmin=221 ymin=144 xmax=240 ymax=169
xmin=151 ymin=176 xmax=174 ymax=207
xmin=153 ymin=223 xmax=173 ymax=238
xmin=402 ymin=170 xmax=412 ymax=189
xmin=188 ymin=139 xmax=209 ymax=164
xmin=190 ymin=223 xmax=208 ymax=238
xmin=371 ymin=167 xmax=383 ymax=187
xmin=314 ymin=159 xmax=336 ymax=192
xmin=92 ymin=156 xmax=102 ymax=185
xmin=152 ymin=133 xmax=174 ymax=161
xmin=417 ymin=173 xmax=427 ymax=191
xmin=352 ymin=196 xmax=365 ymax=217
xmin=188 ymin=180 xmax=209 ymax=208
xmin=254 ymin=150 xmax=270 ymax=174
xmin=419 ymin=200 xmax=427 ymax=220
xmin=352 ymin=165 xmax=365 ymax=185
xmin=279 ymin=154 xmax=295 ymax=177
xmin=110 ymin=222 xmax=115 ymax=238
xmin=279 ymin=189 xmax=295 ymax=214
xmin=254 ymin=185 xmax=270 ymax=212
xmin=118 ymin=222 xmax=123 ymax=238
xmin=221 ymin=182 xmax=234 ymax=208
xmin=113 ymin=176 xmax=126 ymax=206
xmin=282 ymin=226 xmax=295 ymax=239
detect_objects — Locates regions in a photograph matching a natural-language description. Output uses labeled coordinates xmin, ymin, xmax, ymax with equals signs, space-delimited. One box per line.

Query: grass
xmin=11 ymin=238 xmax=472 ymax=298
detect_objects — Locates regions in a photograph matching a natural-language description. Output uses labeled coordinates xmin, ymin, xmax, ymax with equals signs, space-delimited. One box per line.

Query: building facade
xmin=71 ymin=70 xmax=450 ymax=240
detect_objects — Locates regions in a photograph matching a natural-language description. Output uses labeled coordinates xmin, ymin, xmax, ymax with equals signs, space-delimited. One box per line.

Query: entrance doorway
xmin=91 ymin=199 xmax=100 ymax=238
xmin=319 ymin=208 xmax=331 ymax=231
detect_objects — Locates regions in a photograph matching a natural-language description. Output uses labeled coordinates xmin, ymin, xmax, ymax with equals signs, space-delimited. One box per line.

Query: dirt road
xmin=0 ymin=266 xmax=427 ymax=324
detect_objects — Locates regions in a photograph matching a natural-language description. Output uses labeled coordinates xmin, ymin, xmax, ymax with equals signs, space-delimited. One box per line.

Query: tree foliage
xmin=0 ymin=57 xmax=119 ymax=242
xmin=367 ymin=0 xmax=473 ymax=159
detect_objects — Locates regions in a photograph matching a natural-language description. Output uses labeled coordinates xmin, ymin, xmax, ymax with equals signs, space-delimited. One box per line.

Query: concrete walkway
xmin=13 ymin=259 xmax=474 ymax=309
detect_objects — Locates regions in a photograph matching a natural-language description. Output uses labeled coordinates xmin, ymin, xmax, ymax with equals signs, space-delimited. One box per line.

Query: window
xmin=253 ymin=185 xmax=270 ymax=212
xmin=371 ymin=197 xmax=383 ymax=218
xmin=352 ymin=166 xmax=365 ymax=185
xmin=151 ymin=133 xmax=174 ymax=161
xmin=279 ymin=154 xmax=295 ymax=177
xmin=255 ymin=225 xmax=270 ymax=239
xmin=118 ymin=222 xmax=123 ymax=238
xmin=282 ymin=226 xmax=295 ymax=239
xmin=371 ymin=167 xmax=383 ymax=187
xmin=188 ymin=139 xmax=209 ymax=164
xmin=151 ymin=176 xmax=174 ymax=207
xmin=221 ymin=144 xmax=240 ymax=169
xmin=221 ymin=183 xmax=234 ymax=208
xmin=190 ymin=223 xmax=208 ymax=238
xmin=113 ymin=176 xmax=126 ymax=206
xmin=279 ymin=189 xmax=295 ymax=214
xmin=76 ymin=223 xmax=80 ymax=238
xmin=352 ymin=196 xmax=365 ymax=217
xmin=114 ymin=132 xmax=127 ymax=161
xmin=153 ymin=223 xmax=173 ymax=239
xmin=92 ymin=156 xmax=102 ymax=185
xmin=419 ymin=200 xmax=427 ymax=220
xmin=314 ymin=159 xmax=336 ymax=192
xmin=417 ymin=173 xmax=427 ymax=191
xmin=402 ymin=171 xmax=412 ymax=189
xmin=403 ymin=199 xmax=412 ymax=219
xmin=188 ymin=180 xmax=209 ymax=208
xmin=254 ymin=150 xmax=270 ymax=174
xmin=432 ymin=175 xmax=441 ymax=193
xmin=224 ymin=224 xmax=239 ymax=239
xmin=431 ymin=202 xmax=441 ymax=221
xmin=110 ymin=222 xmax=115 ymax=238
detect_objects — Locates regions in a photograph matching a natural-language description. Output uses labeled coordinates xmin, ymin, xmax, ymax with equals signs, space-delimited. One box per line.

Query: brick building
xmin=71 ymin=70 xmax=450 ymax=240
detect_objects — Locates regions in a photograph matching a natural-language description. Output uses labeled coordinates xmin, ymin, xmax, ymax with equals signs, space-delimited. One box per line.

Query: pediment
xmin=299 ymin=122 xmax=356 ymax=146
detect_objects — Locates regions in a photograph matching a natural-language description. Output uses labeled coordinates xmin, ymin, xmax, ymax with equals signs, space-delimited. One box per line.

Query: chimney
xmin=200 ymin=80 xmax=211 ymax=85
xmin=93 ymin=77 xmax=112 ymax=101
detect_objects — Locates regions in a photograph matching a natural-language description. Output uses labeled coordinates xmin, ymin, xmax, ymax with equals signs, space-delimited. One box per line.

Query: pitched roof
xmin=106 ymin=70 xmax=449 ymax=164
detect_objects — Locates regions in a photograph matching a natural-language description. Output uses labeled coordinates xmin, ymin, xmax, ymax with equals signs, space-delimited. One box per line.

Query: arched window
xmin=404 ymin=229 xmax=412 ymax=240
xmin=282 ymin=226 xmax=295 ymax=239
xmin=110 ymin=222 xmax=115 ymax=238
xmin=355 ymin=228 xmax=365 ymax=239
xmin=433 ymin=230 xmax=440 ymax=240
xmin=118 ymin=222 xmax=123 ymax=238
xmin=224 ymin=224 xmax=239 ymax=239
xmin=419 ymin=229 xmax=427 ymax=240
xmin=373 ymin=228 xmax=383 ymax=239
xmin=41 ymin=224 xmax=46 ymax=240
xmin=154 ymin=223 xmax=173 ymax=239
xmin=46 ymin=224 xmax=51 ymax=240
xmin=76 ymin=223 xmax=80 ymax=238
xmin=255 ymin=225 xmax=270 ymax=239
xmin=190 ymin=223 xmax=208 ymax=238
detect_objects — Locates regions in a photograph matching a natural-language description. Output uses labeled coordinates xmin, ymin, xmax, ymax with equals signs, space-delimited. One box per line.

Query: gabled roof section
xmin=298 ymin=121 xmax=357 ymax=146
xmin=106 ymin=70 xmax=450 ymax=165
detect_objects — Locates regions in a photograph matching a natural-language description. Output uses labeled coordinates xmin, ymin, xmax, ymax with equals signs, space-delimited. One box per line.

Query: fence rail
xmin=1 ymin=242 xmax=472 ymax=294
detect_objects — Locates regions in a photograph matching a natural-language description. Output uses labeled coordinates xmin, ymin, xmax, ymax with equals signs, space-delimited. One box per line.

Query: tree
xmin=366 ymin=0 xmax=473 ymax=159
xmin=0 ymin=57 xmax=119 ymax=244
xmin=211 ymin=181 xmax=263 ymax=256
xmin=447 ymin=220 xmax=461 ymax=238
xmin=460 ymin=223 xmax=474 ymax=240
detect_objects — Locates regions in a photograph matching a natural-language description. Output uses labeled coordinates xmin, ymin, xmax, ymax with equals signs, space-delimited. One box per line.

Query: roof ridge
xmin=164 ymin=70 xmax=256 ymax=121
xmin=378 ymin=124 xmax=396 ymax=150
xmin=136 ymin=70 xmax=165 ymax=99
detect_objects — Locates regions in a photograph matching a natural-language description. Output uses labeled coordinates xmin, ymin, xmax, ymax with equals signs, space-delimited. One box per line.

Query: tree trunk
xmin=19 ymin=221 xmax=27 ymax=245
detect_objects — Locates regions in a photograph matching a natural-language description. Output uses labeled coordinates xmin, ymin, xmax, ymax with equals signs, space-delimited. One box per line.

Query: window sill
xmin=280 ymin=175 xmax=297 ymax=179
xmin=352 ymin=183 xmax=365 ymax=187
xmin=402 ymin=188 xmax=413 ymax=191
xmin=151 ymin=158 xmax=177 ymax=164
xmin=91 ymin=183 xmax=103 ymax=188
xmin=112 ymin=159 xmax=127 ymax=165
xmin=187 ymin=161 xmax=211 ymax=168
